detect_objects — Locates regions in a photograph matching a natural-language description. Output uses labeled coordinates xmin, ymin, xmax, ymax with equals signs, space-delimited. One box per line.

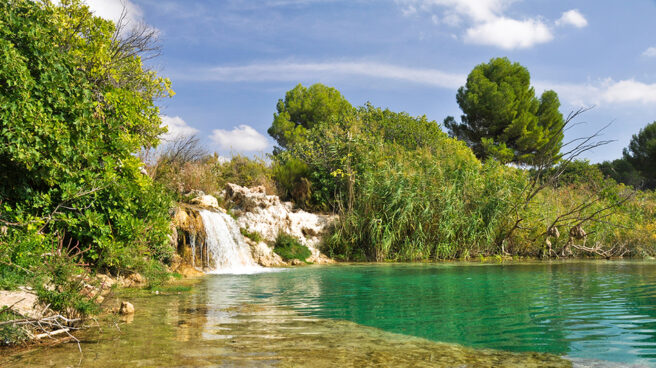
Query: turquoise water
xmin=6 ymin=261 xmax=656 ymax=367
xmin=220 ymin=262 xmax=656 ymax=365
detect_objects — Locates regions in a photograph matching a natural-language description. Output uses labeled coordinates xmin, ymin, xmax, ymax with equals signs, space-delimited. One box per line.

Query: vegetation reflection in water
xmin=5 ymin=261 xmax=656 ymax=367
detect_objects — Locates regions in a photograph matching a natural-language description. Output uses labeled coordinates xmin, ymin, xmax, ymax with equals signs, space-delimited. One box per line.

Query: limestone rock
xmin=176 ymin=264 xmax=205 ymax=278
xmin=128 ymin=273 xmax=146 ymax=285
xmin=291 ymin=259 xmax=304 ymax=266
xmin=248 ymin=240 xmax=285 ymax=267
xmin=0 ymin=289 xmax=42 ymax=319
xmin=118 ymin=272 xmax=146 ymax=288
xmin=119 ymin=301 xmax=135 ymax=315
xmin=190 ymin=194 xmax=219 ymax=210
xmin=224 ymin=183 xmax=337 ymax=264
xmin=169 ymin=254 xmax=183 ymax=273
xmin=96 ymin=274 xmax=116 ymax=290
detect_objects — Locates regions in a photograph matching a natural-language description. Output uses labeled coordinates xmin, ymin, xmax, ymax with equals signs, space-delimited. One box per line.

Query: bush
xmin=274 ymin=233 xmax=311 ymax=261
xmin=147 ymin=139 xmax=277 ymax=199
xmin=0 ymin=0 xmax=176 ymax=320
xmin=1 ymin=307 xmax=29 ymax=346
xmin=240 ymin=228 xmax=263 ymax=243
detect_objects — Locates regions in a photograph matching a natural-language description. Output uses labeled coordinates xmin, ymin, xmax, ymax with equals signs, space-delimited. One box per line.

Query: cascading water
xmin=197 ymin=209 xmax=263 ymax=274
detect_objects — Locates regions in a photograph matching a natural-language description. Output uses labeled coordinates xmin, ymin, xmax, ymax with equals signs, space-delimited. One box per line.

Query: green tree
xmin=444 ymin=57 xmax=565 ymax=165
xmin=268 ymin=83 xmax=353 ymax=152
xmin=0 ymin=0 xmax=174 ymax=276
xmin=623 ymin=121 xmax=656 ymax=189
xmin=598 ymin=159 xmax=643 ymax=188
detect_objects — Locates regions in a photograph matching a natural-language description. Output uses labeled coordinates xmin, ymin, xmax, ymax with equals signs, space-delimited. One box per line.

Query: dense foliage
xmin=269 ymin=83 xmax=656 ymax=261
xmin=268 ymin=83 xmax=353 ymax=152
xmin=598 ymin=121 xmax=656 ymax=190
xmin=444 ymin=57 xmax=565 ymax=165
xmin=0 ymin=0 xmax=174 ymax=315
xmin=273 ymin=233 xmax=312 ymax=262
xmin=145 ymin=136 xmax=276 ymax=199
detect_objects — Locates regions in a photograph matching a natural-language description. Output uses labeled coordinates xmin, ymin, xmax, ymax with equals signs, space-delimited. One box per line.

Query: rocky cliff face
xmin=224 ymin=183 xmax=337 ymax=265
xmin=172 ymin=184 xmax=336 ymax=271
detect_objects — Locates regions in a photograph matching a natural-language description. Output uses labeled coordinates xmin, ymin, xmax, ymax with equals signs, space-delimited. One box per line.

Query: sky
xmin=85 ymin=0 xmax=656 ymax=162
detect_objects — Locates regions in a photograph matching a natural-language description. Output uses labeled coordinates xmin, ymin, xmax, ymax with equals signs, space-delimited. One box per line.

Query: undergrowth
xmin=274 ymin=233 xmax=311 ymax=261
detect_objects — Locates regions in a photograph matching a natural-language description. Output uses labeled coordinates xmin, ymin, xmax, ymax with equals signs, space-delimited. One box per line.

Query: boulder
xmin=248 ymin=240 xmax=286 ymax=267
xmin=190 ymin=194 xmax=220 ymax=210
xmin=0 ymin=289 xmax=42 ymax=319
xmin=119 ymin=301 xmax=135 ymax=315
xmin=117 ymin=272 xmax=146 ymax=288
xmin=96 ymin=274 xmax=116 ymax=290
xmin=128 ymin=272 xmax=146 ymax=285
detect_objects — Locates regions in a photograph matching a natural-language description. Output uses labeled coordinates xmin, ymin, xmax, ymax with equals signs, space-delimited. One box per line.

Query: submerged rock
xmin=224 ymin=183 xmax=337 ymax=264
xmin=119 ymin=301 xmax=135 ymax=315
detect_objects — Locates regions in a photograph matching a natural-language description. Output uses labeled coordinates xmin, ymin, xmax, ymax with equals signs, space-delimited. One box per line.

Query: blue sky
xmin=86 ymin=0 xmax=656 ymax=162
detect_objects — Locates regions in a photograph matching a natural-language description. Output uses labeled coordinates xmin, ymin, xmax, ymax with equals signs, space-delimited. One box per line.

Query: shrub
xmin=0 ymin=307 xmax=29 ymax=346
xmin=273 ymin=233 xmax=311 ymax=261
xmin=240 ymin=228 xmax=263 ymax=243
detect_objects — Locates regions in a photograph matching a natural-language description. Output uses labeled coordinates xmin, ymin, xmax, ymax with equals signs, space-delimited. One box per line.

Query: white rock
xmin=250 ymin=241 xmax=286 ymax=267
xmin=191 ymin=194 xmax=219 ymax=210
xmin=0 ymin=290 xmax=42 ymax=319
xmin=225 ymin=183 xmax=337 ymax=264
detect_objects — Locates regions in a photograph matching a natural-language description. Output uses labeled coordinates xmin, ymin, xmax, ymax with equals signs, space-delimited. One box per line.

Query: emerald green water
xmin=5 ymin=261 xmax=656 ymax=367
xmin=228 ymin=261 xmax=656 ymax=365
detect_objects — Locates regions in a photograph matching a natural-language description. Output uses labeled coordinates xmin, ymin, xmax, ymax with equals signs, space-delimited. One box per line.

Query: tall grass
xmin=326 ymin=145 xmax=526 ymax=261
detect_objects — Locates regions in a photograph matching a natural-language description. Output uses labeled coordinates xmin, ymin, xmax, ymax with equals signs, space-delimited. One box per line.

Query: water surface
xmin=5 ymin=261 xmax=656 ymax=367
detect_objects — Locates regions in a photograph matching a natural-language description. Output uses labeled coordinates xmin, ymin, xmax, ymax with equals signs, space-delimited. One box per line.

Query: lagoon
xmin=6 ymin=261 xmax=656 ymax=367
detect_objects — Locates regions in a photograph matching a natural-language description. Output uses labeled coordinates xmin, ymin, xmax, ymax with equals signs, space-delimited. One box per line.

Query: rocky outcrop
xmin=245 ymin=238 xmax=286 ymax=267
xmin=0 ymin=289 xmax=43 ymax=319
xmin=224 ymin=183 xmax=337 ymax=264
xmin=171 ymin=205 xmax=214 ymax=270
xmin=191 ymin=194 xmax=221 ymax=210
xmin=170 ymin=185 xmax=337 ymax=271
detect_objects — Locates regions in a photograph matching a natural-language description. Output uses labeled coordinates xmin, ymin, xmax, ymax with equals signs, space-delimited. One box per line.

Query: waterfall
xmin=197 ymin=209 xmax=263 ymax=274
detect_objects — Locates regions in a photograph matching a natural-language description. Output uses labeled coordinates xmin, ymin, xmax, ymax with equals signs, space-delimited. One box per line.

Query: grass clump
xmin=273 ymin=233 xmax=311 ymax=261
xmin=240 ymin=228 xmax=263 ymax=243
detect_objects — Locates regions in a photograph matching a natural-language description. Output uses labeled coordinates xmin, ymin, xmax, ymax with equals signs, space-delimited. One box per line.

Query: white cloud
xmin=643 ymin=47 xmax=656 ymax=57
xmin=396 ymin=1 xmax=589 ymax=49
xmin=536 ymin=79 xmax=656 ymax=106
xmin=397 ymin=0 xmax=511 ymax=23
xmin=186 ymin=59 xmax=656 ymax=107
xmin=601 ymin=79 xmax=656 ymax=104
xmin=160 ymin=115 xmax=199 ymax=140
xmin=83 ymin=0 xmax=144 ymax=25
xmin=556 ymin=9 xmax=588 ymax=28
xmin=197 ymin=61 xmax=465 ymax=88
xmin=402 ymin=5 xmax=417 ymax=16
xmin=464 ymin=17 xmax=552 ymax=50
xmin=210 ymin=125 xmax=270 ymax=152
